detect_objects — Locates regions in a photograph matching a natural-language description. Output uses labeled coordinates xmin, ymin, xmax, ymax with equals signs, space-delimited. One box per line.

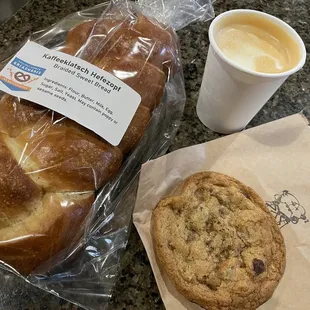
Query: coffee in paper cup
xmin=196 ymin=9 xmax=306 ymax=134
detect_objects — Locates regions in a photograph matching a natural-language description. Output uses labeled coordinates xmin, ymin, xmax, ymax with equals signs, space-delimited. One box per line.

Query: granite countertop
xmin=0 ymin=0 xmax=309 ymax=309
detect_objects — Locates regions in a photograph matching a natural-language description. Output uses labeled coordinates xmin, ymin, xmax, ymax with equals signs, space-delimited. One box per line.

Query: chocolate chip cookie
xmin=152 ymin=171 xmax=285 ymax=310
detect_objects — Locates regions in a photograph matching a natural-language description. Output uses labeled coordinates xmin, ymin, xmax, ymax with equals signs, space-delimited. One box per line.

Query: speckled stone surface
xmin=0 ymin=0 xmax=309 ymax=309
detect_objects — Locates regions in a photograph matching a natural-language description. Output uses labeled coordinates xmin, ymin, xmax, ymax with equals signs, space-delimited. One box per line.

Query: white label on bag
xmin=0 ymin=41 xmax=141 ymax=146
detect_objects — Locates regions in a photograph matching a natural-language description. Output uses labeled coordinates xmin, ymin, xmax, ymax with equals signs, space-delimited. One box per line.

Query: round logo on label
xmin=14 ymin=71 xmax=31 ymax=83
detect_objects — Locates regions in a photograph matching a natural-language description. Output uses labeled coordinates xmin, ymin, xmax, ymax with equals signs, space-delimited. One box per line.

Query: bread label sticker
xmin=0 ymin=41 xmax=141 ymax=146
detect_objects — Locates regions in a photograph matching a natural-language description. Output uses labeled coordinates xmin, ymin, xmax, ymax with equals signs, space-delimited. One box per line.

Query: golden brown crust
xmin=69 ymin=13 xmax=178 ymax=73
xmin=0 ymin=191 xmax=94 ymax=275
xmin=95 ymin=56 xmax=166 ymax=111
xmin=0 ymin=131 xmax=95 ymax=274
xmin=118 ymin=105 xmax=151 ymax=154
xmin=133 ymin=15 xmax=178 ymax=71
xmin=65 ymin=20 xmax=97 ymax=56
xmin=0 ymin=137 xmax=42 ymax=230
xmin=0 ymin=96 xmax=122 ymax=273
xmin=0 ymin=7 xmax=172 ymax=274
xmin=152 ymin=171 xmax=286 ymax=310
xmin=15 ymin=126 xmax=123 ymax=192
xmin=0 ymin=95 xmax=50 ymax=138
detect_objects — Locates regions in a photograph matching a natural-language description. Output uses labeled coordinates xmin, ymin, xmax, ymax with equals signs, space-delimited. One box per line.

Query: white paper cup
xmin=196 ymin=9 xmax=306 ymax=134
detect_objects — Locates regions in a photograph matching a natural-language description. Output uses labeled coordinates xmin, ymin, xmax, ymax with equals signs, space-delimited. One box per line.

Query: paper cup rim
xmin=209 ymin=9 xmax=307 ymax=79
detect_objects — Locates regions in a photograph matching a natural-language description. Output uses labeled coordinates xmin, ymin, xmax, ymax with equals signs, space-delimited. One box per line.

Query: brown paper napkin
xmin=133 ymin=113 xmax=310 ymax=310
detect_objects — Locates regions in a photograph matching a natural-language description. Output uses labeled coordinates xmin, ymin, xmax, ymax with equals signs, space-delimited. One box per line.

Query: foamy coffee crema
xmin=214 ymin=13 xmax=301 ymax=74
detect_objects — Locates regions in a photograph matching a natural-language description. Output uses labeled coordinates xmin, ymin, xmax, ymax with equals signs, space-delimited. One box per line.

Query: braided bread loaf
xmin=0 ymin=6 xmax=177 ymax=274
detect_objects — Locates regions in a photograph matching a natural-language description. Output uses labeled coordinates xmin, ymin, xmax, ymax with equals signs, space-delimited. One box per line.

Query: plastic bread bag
xmin=0 ymin=0 xmax=214 ymax=309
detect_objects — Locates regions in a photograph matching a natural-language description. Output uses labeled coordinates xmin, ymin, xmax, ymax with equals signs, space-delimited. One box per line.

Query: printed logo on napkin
xmin=0 ymin=41 xmax=141 ymax=146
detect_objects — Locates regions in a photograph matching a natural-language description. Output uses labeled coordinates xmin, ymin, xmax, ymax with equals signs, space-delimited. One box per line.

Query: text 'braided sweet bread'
xmin=0 ymin=4 xmax=178 ymax=274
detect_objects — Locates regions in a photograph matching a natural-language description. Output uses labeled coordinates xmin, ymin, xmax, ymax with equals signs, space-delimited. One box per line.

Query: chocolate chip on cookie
xmin=253 ymin=258 xmax=266 ymax=275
